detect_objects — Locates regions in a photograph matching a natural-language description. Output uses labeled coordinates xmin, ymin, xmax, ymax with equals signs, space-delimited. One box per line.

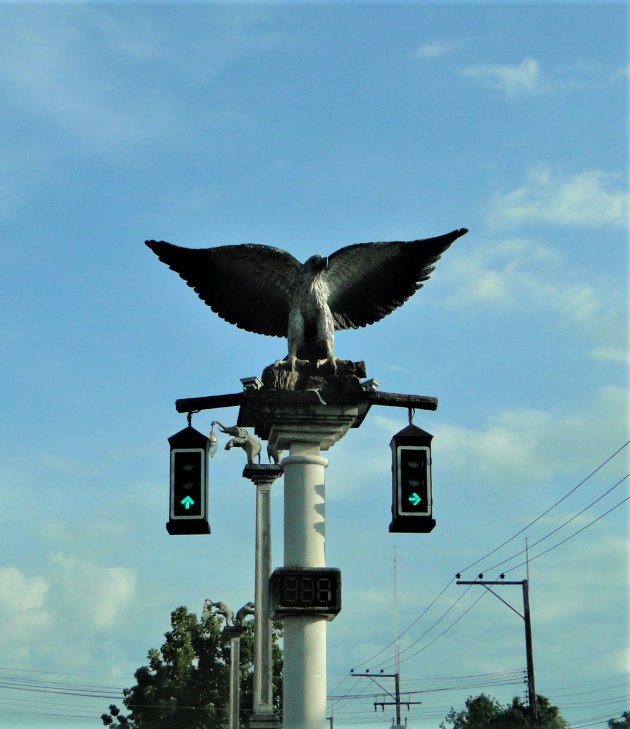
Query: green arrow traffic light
xmin=408 ymin=492 xmax=422 ymax=506
xmin=181 ymin=495 xmax=195 ymax=509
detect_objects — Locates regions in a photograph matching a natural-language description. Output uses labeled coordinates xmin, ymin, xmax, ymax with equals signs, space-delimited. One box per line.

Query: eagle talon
xmin=275 ymin=355 xmax=309 ymax=371
xmin=316 ymin=356 xmax=338 ymax=373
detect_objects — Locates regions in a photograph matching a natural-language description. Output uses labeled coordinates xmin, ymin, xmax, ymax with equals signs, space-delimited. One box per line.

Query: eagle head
xmin=303 ymin=254 xmax=328 ymax=272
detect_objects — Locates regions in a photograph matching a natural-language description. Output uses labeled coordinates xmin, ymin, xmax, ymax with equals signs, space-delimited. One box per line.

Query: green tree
xmin=440 ymin=693 xmax=569 ymax=729
xmin=440 ymin=693 xmax=503 ymax=728
xmin=608 ymin=711 xmax=630 ymax=729
xmin=102 ymin=606 xmax=282 ymax=729
xmin=101 ymin=704 xmax=130 ymax=726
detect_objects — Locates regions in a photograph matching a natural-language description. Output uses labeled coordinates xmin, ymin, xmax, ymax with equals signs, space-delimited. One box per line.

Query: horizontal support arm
xmin=176 ymin=393 xmax=244 ymax=413
xmin=457 ymin=580 xmax=525 ymax=585
xmin=368 ymin=391 xmax=438 ymax=411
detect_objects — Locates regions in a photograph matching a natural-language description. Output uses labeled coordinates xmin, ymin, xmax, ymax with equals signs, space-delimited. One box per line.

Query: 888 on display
xmin=270 ymin=567 xmax=341 ymax=620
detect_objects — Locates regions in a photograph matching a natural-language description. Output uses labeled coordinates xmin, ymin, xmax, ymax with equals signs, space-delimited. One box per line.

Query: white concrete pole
xmin=227 ymin=630 xmax=243 ymax=729
xmin=282 ymin=442 xmax=329 ymax=729
xmin=245 ymin=464 xmax=282 ymax=729
xmin=254 ymin=480 xmax=273 ymax=711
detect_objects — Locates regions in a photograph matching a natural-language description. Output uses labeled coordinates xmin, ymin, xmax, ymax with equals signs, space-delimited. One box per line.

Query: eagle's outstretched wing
xmin=145 ymin=240 xmax=301 ymax=337
xmin=324 ymin=228 xmax=467 ymax=330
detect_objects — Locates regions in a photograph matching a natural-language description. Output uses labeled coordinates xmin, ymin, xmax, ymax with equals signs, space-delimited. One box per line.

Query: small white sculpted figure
xmin=235 ymin=601 xmax=255 ymax=624
xmin=213 ymin=421 xmax=261 ymax=465
xmin=267 ymin=442 xmax=283 ymax=465
xmin=206 ymin=600 xmax=234 ymax=626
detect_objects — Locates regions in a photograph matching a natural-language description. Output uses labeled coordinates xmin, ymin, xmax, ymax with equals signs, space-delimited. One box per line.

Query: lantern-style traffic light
xmin=389 ymin=423 xmax=435 ymax=533
xmin=167 ymin=425 xmax=211 ymax=535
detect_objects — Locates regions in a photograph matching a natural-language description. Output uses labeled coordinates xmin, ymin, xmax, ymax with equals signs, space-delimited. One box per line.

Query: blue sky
xmin=0 ymin=2 xmax=627 ymax=728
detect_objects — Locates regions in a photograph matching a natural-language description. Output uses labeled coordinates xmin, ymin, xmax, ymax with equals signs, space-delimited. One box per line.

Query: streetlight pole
xmin=224 ymin=624 xmax=246 ymax=729
xmin=204 ymin=600 xmax=254 ymax=729
xmin=244 ymin=464 xmax=283 ymax=729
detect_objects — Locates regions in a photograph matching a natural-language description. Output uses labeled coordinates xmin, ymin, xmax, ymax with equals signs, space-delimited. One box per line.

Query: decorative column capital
xmin=223 ymin=625 xmax=247 ymax=640
xmin=243 ymin=464 xmax=283 ymax=487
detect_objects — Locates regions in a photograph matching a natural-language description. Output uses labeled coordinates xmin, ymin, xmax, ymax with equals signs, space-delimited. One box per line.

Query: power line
xmin=503 ymin=495 xmax=629 ymax=574
xmin=362 ymin=583 xmax=472 ymax=671
xmin=358 ymin=577 xmax=456 ymax=669
xmin=456 ymin=440 xmax=629 ymax=576
xmin=377 ymin=590 xmax=488 ymax=671
xmin=0 ymin=680 xmax=122 ymax=699
xmin=482 ymin=474 xmax=629 ymax=574
xmin=330 ymin=676 xmax=526 ymax=702
xmin=349 ymin=443 xmax=629 ymax=680
xmin=546 ymin=679 xmax=629 ymax=698
xmin=0 ymin=665 xmax=131 ymax=681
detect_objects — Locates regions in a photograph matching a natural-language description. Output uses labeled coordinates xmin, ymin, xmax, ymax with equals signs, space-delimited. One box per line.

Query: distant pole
xmin=522 ymin=579 xmax=538 ymax=728
xmin=455 ymin=578 xmax=538 ymax=727
xmin=524 ymin=539 xmax=538 ymax=728
xmin=392 ymin=548 xmax=400 ymax=678
xmin=352 ymin=671 xmax=421 ymax=723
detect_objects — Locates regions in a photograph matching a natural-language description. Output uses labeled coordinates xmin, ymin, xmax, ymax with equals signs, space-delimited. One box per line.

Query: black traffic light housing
xmin=389 ymin=423 xmax=436 ymax=533
xmin=167 ymin=425 xmax=211 ymax=535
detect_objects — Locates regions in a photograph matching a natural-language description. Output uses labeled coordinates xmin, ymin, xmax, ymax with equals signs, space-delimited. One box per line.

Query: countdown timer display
xmin=270 ymin=568 xmax=341 ymax=619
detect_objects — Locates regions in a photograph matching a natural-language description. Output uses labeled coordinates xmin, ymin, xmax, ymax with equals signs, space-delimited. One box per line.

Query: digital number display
xmin=270 ymin=568 xmax=341 ymax=618
xmin=281 ymin=574 xmax=334 ymax=607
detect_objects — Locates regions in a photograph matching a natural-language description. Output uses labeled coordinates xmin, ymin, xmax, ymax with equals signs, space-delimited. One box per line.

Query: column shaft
xmin=282 ymin=442 xmax=329 ymax=729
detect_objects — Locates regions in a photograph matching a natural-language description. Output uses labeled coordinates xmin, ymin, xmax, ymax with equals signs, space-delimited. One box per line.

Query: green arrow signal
xmin=181 ymin=495 xmax=195 ymax=509
xmin=408 ymin=492 xmax=422 ymax=506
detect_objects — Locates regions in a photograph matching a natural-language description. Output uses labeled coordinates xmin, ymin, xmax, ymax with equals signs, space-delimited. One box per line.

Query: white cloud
xmin=0 ymin=8 xmax=175 ymax=151
xmin=439 ymin=235 xmax=626 ymax=364
xmin=431 ymin=385 xmax=628 ymax=488
xmin=414 ymin=40 xmax=460 ymax=58
xmin=0 ymin=6 xmax=285 ymax=155
xmin=535 ymin=532 xmax=630 ymax=626
xmin=462 ymin=57 xmax=542 ymax=97
xmin=443 ymin=236 xmax=590 ymax=316
xmin=49 ymin=553 xmax=136 ymax=630
xmin=0 ymin=567 xmax=50 ymax=663
xmin=592 ymin=346 xmax=629 ymax=365
xmin=611 ymin=65 xmax=629 ymax=82
xmin=488 ymin=165 xmax=628 ymax=229
xmin=0 ymin=555 xmax=137 ymax=668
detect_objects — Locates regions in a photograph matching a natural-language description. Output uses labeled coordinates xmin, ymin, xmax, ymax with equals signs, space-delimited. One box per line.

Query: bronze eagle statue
xmin=146 ymin=228 xmax=467 ymax=370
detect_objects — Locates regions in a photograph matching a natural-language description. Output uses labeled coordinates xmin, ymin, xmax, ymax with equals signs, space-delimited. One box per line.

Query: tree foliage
xmin=102 ymin=606 xmax=282 ymax=729
xmin=440 ymin=692 xmax=569 ymax=729
xmin=608 ymin=711 xmax=630 ymax=729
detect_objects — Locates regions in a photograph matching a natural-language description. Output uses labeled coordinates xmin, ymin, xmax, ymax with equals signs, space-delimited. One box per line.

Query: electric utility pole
xmin=455 ymin=577 xmax=538 ymax=728
xmin=351 ymin=671 xmax=421 ymax=728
